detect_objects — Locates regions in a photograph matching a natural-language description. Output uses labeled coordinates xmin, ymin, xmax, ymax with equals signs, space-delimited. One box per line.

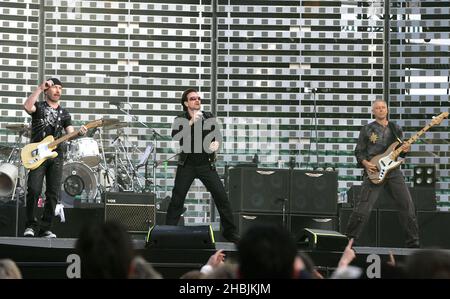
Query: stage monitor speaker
xmin=290 ymin=170 xmax=338 ymax=215
xmin=104 ymin=192 xmax=155 ymax=234
xmin=289 ymin=214 xmax=337 ymax=244
xmin=418 ymin=211 xmax=450 ymax=249
xmin=233 ymin=212 xmax=287 ymax=236
xmin=347 ymin=185 xmax=436 ymax=211
xmin=146 ymin=225 xmax=215 ymax=249
xmin=297 ymin=228 xmax=348 ymax=251
xmin=339 ymin=207 xmax=377 ymax=247
xmin=377 ymin=209 xmax=407 ymax=248
xmin=229 ymin=167 xmax=290 ymax=213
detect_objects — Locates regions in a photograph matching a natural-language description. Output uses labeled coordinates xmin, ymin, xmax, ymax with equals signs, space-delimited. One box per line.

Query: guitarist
xmin=22 ymin=78 xmax=87 ymax=238
xmin=346 ymin=99 xmax=420 ymax=248
xmin=165 ymin=88 xmax=239 ymax=243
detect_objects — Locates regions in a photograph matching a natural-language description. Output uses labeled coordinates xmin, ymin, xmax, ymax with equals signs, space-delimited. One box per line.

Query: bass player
xmin=345 ymin=99 xmax=420 ymax=248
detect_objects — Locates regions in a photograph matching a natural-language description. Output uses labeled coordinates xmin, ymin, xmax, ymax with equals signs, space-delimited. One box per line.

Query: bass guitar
xmin=368 ymin=112 xmax=448 ymax=184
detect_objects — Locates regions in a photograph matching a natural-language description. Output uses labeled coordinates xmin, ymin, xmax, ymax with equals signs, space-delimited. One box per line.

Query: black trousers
xmin=346 ymin=171 xmax=420 ymax=247
xmin=166 ymin=164 xmax=237 ymax=236
xmin=25 ymin=156 xmax=63 ymax=232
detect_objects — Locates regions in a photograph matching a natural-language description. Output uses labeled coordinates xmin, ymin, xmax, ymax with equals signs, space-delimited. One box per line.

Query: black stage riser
xmin=0 ymin=205 xmax=168 ymax=238
xmin=0 ymin=205 xmax=104 ymax=238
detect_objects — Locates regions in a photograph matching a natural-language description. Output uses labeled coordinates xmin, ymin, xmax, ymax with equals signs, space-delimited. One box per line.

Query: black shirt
xmin=30 ymin=101 xmax=72 ymax=153
xmin=171 ymin=111 xmax=219 ymax=166
xmin=354 ymin=120 xmax=403 ymax=168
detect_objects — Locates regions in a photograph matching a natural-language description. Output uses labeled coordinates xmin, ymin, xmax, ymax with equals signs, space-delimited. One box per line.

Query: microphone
xmin=194 ymin=110 xmax=205 ymax=121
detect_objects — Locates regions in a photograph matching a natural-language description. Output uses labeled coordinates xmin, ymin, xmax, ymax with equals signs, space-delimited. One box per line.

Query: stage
xmin=0 ymin=236 xmax=425 ymax=279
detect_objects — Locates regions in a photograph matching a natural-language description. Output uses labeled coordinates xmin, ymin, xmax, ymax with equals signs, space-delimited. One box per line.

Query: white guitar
xmin=368 ymin=112 xmax=448 ymax=184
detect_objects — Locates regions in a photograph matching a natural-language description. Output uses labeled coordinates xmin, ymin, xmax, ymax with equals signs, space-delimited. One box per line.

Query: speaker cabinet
xmin=0 ymin=205 xmax=20 ymax=236
xmin=339 ymin=207 xmax=377 ymax=247
xmin=347 ymin=185 xmax=436 ymax=211
xmin=146 ymin=225 xmax=214 ymax=249
xmin=233 ymin=212 xmax=287 ymax=236
xmin=411 ymin=187 xmax=436 ymax=211
xmin=290 ymin=214 xmax=337 ymax=244
xmin=104 ymin=192 xmax=155 ymax=234
xmin=290 ymin=170 xmax=338 ymax=215
xmin=377 ymin=210 xmax=407 ymax=248
xmin=229 ymin=168 xmax=290 ymax=213
xmin=418 ymin=211 xmax=450 ymax=249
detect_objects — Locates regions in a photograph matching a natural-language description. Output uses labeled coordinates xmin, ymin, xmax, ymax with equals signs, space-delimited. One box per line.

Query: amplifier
xmin=104 ymin=192 xmax=155 ymax=234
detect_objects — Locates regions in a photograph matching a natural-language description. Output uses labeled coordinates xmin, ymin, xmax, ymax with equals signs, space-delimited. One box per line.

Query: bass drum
xmin=60 ymin=162 xmax=97 ymax=207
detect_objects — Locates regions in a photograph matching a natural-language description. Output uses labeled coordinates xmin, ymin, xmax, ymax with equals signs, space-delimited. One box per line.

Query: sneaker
xmin=23 ymin=227 xmax=35 ymax=237
xmin=40 ymin=231 xmax=57 ymax=238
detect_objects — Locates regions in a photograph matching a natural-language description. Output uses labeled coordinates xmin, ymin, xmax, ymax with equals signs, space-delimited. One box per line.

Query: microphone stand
xmin=312 ymin=89 xmax=319 ymax=169
xmin=114 ymin=104 xmax=162 ymax=196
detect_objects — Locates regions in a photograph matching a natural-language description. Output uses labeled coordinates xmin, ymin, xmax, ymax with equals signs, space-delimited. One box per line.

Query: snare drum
xmin=67 ymin=137 xmax=100 ymax=167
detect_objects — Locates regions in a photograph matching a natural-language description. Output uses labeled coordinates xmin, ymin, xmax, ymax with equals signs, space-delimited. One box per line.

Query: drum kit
xmin=0 ymin=119 xmax=155 ymax=207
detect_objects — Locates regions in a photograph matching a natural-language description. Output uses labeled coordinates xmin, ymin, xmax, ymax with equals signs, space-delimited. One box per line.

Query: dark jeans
xmin=25 ymin=156 xmax=63 ymax=232
xmin=346 ymin=171 xmax=420 ymax=247
xmin=166 ymin=164 xmax=237 ymax=236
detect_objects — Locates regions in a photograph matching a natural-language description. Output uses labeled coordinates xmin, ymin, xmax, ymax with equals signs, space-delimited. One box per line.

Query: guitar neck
xmin=392 ymin=121 xmax=436 ymax=158
xmin=48 ymin=130 xmax=79 ymax=148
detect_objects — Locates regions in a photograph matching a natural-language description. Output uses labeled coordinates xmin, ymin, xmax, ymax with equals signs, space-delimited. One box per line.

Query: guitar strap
xmin=388 ymin=121 xmax=402 ymax=144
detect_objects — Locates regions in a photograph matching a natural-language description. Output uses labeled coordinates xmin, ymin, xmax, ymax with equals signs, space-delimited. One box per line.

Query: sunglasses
xmin=188 ymin=96 xmax=201 ymax=101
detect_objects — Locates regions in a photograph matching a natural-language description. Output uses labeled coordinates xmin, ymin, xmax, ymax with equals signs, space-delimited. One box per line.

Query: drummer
xmin=22 ymin=78 xmax=87 ymax=238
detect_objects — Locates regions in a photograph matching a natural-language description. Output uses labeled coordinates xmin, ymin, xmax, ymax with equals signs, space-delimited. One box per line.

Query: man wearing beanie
xmin=165 ymin=88 xmax=240 ymax=244
xmin=22 ymin=78 xmax=87 ymax=238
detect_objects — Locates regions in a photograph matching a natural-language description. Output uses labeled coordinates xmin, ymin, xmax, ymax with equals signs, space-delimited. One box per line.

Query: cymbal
xmin=103 ymin=122 xmax=127 ymax=130
xmin=6 ymin=124 xmax=29 ymax=131
xmin=5 ymin=124 xmax=31 ymax=137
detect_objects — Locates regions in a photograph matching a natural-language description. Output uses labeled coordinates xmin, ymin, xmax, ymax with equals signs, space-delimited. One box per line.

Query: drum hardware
xmin=2 ymin=123 xmax=29 ymax=237
xmin=0 ymin=145 xmax=14 ymax=156
xmin=136 ymin=144 xmax=154 ymax=191
xmin=111 ymin=102 xmax=162 ymax=196
xmin=111 ymin=132 xmax=141 ymax=192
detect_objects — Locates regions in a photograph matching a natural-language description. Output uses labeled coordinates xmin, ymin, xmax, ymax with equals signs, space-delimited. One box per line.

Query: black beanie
xmin=48 ymin=78 xmax=63 ymax=87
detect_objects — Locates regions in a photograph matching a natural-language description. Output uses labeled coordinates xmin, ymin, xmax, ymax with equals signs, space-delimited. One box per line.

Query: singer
xmin=165 ymin=88 xmax=240 ymax=243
